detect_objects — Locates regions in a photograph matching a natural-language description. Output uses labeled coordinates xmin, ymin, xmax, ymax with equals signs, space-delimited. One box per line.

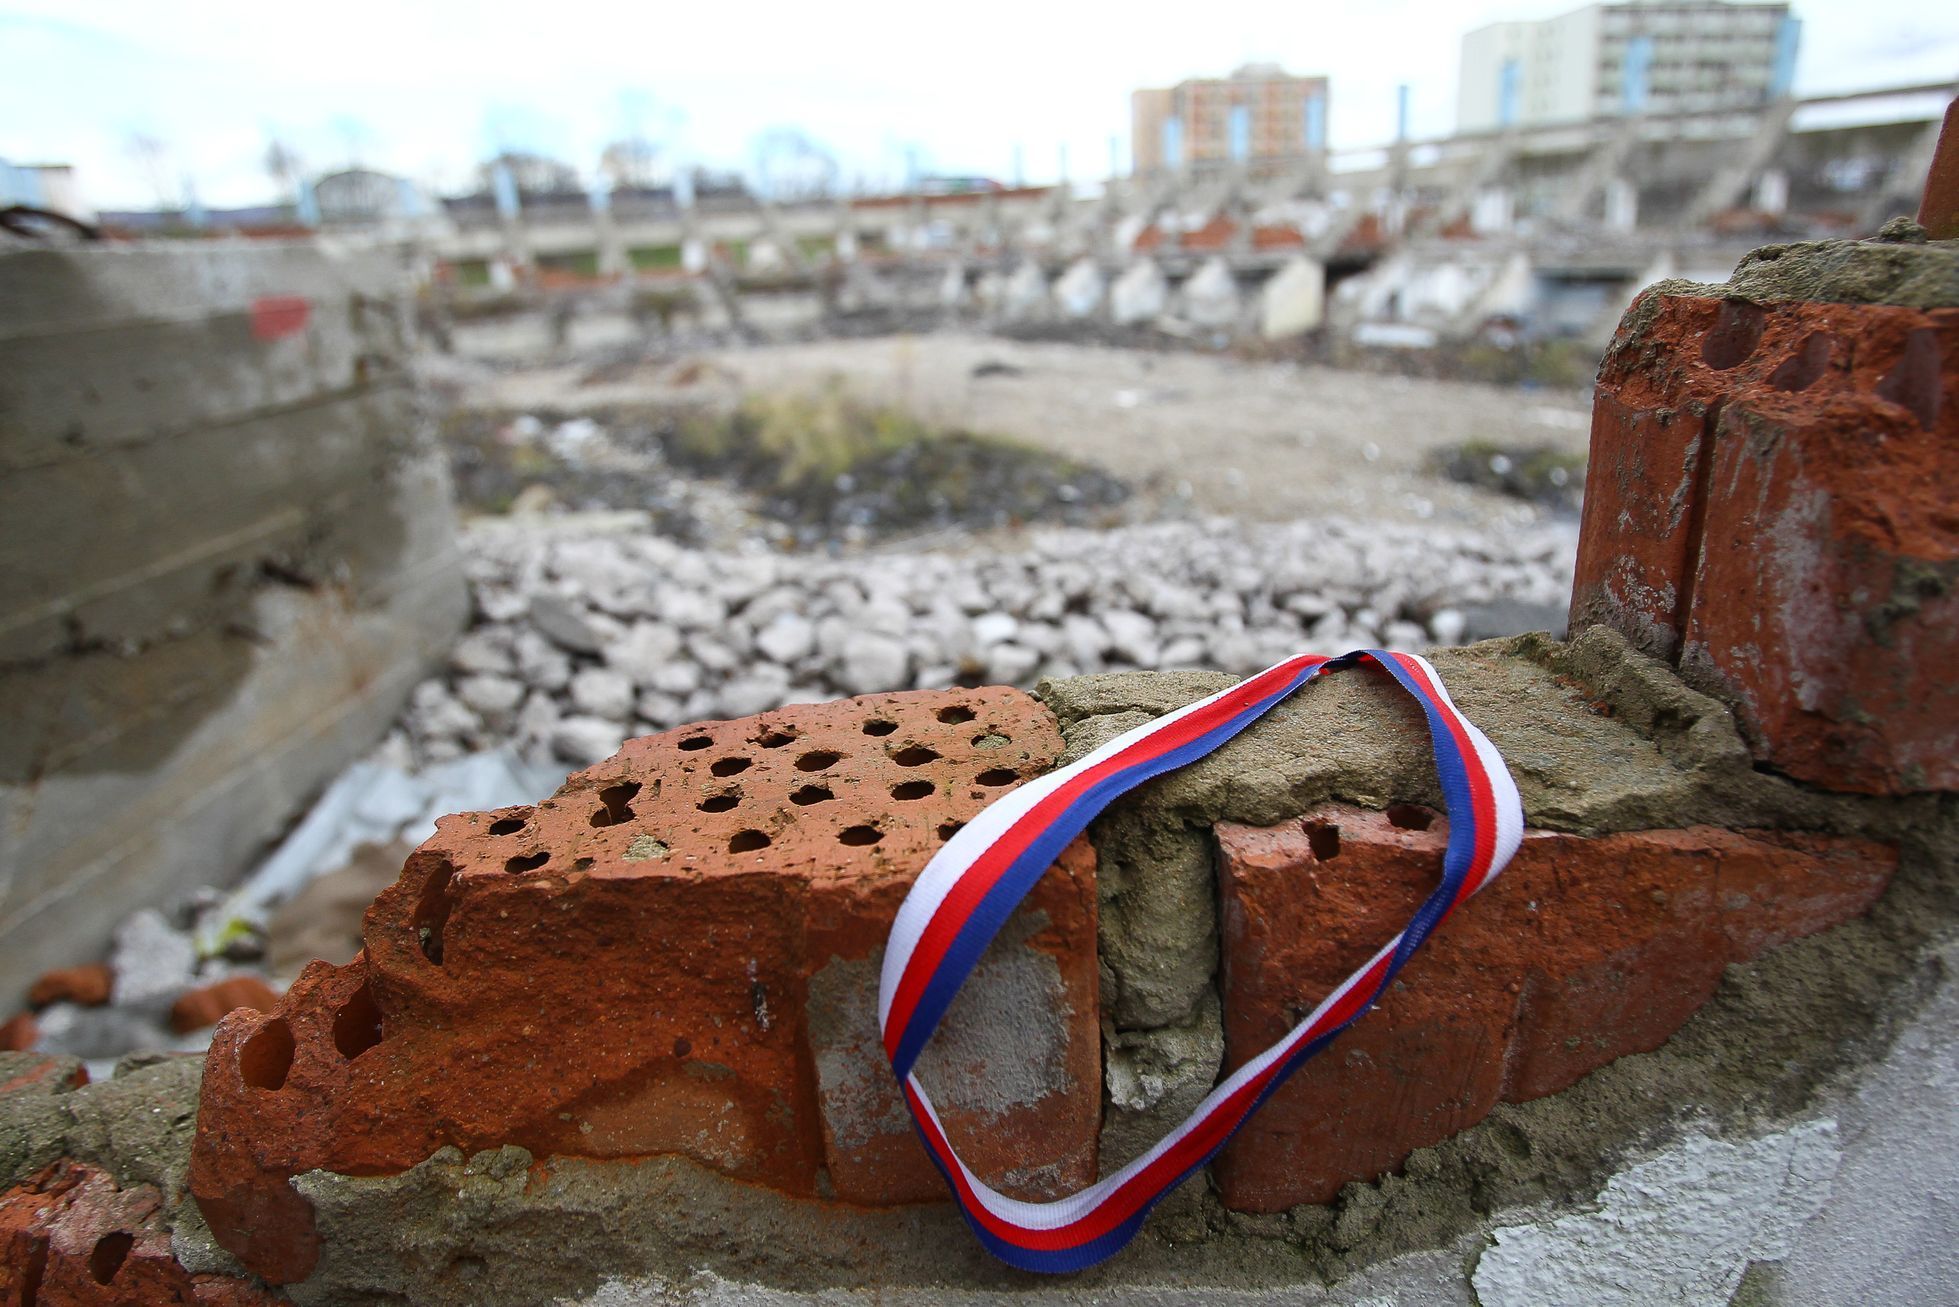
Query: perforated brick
xmin=1214 ymin=804 xmax=1895 ymax=1210
xmin=190 ymin=688 xmax=1097 ymax=1284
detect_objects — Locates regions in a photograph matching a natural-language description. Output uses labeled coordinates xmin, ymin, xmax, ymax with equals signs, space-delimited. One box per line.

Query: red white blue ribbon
xmin=878 ymin=649 xmax=1524 ymax=1273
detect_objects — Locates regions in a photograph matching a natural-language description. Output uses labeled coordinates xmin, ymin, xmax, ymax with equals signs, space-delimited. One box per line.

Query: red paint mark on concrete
xmin=250 ymin=296 xmax=311 ymax=341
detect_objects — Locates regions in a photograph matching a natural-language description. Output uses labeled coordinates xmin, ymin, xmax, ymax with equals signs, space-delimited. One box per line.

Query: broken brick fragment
xmin=191 ymin=688 xmax=1098 ymax=1284
xmin=1213 ymin=804 xmax=1895 ymax=1210
xmin=1919 ymin=98 xmax=1959 ymax=241
xmin=28 ymin=964 xmax=114 ymax=1010
xmin=0 ymin=1160 xmax=282 ymax=1305
xmin=1570 ymin=291 xmax=1959 ymax=793
xmin=169 ymin=977 xmax=282 ymax=1035
xmin=0 ymin=1012 xmax=37 ymax=1053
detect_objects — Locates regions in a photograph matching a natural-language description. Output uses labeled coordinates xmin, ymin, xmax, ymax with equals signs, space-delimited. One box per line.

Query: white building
xmin=1458 ymin=1 xmax=1799 ymax=133
xmin=0 ymin=160 xmax=90 ymax=221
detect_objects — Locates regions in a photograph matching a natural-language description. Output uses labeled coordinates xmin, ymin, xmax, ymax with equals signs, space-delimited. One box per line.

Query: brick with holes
xmin=1570 ymin=284 xmax=1959 ymax=793
xmin=1212 ymin=804 xmax=1895 ymax=1211
xmin=0 ymin=1159 xmax=281 ymax=1305
xmin=189 ymin=687 xmax=1098 ymax=1284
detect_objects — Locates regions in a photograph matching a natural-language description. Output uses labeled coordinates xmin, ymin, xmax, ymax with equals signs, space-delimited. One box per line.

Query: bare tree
xmin=125 ymin=131 xmax=177 ymax=211
xmin=752 ymin=128 xmax=839 ymax=202
xmin=264 ymin=136 xmax=303 ymax=203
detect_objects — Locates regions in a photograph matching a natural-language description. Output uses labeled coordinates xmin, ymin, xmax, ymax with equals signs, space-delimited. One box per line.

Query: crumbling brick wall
xmin=3 ymin=228 xmax=1955 ymax=1305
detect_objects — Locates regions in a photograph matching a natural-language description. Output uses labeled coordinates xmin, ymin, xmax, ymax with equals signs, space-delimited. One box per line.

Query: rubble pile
xmin=394 ymin=515 xmax=1577 ymax=769
xmin=3 ymin=907 xmax=277 ymax=1080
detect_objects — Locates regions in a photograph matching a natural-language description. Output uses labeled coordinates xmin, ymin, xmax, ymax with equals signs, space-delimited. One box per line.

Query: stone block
xmin=1571 ymin=289 xmax=1958 ymax=793
xmin=191 ymin=688 xmax=1098 ymax=1284
xmin=0 ymin=1051 xmax=87 ymax=1099
xmin=1213 ymin=804 xmax=1895 ymax=1210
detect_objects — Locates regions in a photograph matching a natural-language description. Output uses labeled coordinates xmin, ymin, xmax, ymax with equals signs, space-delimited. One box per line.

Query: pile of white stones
xmin=395 ymin=516 xmax=1577 ymax=769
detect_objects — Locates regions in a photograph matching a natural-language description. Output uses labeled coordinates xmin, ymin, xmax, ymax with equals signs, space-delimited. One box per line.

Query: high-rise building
xmin=1458 ymin=2 xmax=1800 ymax=134
xmin=1132 ymin=65 xmax=1331 ymax=179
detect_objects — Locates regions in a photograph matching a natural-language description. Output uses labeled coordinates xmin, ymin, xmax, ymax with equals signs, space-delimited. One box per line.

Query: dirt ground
xmin=476 ymin=334 xmax=1596 ymax=530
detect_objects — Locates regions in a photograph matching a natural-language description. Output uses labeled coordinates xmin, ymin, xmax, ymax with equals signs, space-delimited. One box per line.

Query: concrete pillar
xmin=1180 ymin=255 xmax=1242 ymax=330
xmin=593 ymin=201 xmax=629 ymax=279
xmin=0 ymin=242 xmax=465 ymax=994
xmin=1054 ymin=257 xmax=1106 ymax=319
xmin=1470 ymin=186 xmax=1514 ymax=236
xmin=1605 ymin=178 xmax=1639 ymax=233
xmin=1000 ymin=260 xmax=1049 ymax=322
xmin=938 ymin=261 xmax=968 ymax=310
xmin=1753 ymin=169 xmax=1789 ymax=217
xmin=1110 ymin=259 xmax=1169 ymax=325
xmin=1259 ymin=256 xmax=1326 ymax=338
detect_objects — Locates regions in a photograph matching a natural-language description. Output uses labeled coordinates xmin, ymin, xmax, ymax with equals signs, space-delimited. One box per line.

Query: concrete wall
xmin=0 ymin=240 xmax=465 ymax=1000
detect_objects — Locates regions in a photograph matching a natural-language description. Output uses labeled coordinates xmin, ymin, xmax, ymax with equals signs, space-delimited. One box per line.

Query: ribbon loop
xmin=878 ymin=650 xmax=1523 ymax=1273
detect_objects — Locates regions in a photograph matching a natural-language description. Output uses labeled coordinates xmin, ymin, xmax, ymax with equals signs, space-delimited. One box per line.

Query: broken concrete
xmin=0 ymin=241 xmax=467 ymax=1000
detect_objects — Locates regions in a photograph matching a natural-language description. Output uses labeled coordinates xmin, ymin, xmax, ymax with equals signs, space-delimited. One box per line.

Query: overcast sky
xmin=3 ymin=0 xmax=1954 ymax=209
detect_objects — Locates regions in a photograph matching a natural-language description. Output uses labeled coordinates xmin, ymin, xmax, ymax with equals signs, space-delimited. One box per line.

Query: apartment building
xmin=1458 ymin=1 xmax=1800 ymax=133
xmin=1133 ymin=65 xmax=1331 ymax=178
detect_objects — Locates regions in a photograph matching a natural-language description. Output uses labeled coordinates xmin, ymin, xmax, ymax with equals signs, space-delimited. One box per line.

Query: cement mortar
xmin=1101 ymin=989 xmax=1224 ymax=1178
xmin=1039 ymin=630 xmax=1891 ymax=843
xmin=1091 ymin=817 xmax=1217 ymax=1031
xmin=1630 ymin=227 xmax=1959 ymax=313
xmin=0 ymin=1048 xmax=264 ymax=1284
xmin=1037 ymin=628 xmax=1870 ymax=1186
xmin=808 ymin=910 xmax=1077 ymax=1151
xmin=0 ymin=1051 xmax=202 ymax=1205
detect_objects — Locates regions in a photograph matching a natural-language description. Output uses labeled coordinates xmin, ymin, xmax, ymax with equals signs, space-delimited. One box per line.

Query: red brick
xmin=0 ymin=1012 xmax=37 ymax=1053
xmin=0 ymin=1160 xmax=282 ymax=1305
xmin=190 ymin=688 xmax=1098 ymax=1284
xmin=29 ymin=964 xmax=114 ymax=1010
xmin=1571 ymin=292 xmax=1959 ymax=793
xmin=1213 ymin=804 xmax=1895 ymax=1210
xmin=169 ymin=977 xmax=281 ymax=1035
xmin=1919 ymin=98 xmax=1959 ymax=241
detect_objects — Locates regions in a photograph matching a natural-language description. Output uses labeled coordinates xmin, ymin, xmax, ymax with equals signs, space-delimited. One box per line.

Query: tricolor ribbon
xmin=878 ymin=649 xmax=1524 ymax=1272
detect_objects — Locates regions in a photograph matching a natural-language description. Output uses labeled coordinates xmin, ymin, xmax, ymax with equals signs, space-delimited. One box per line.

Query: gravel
xmin=390 ymin=515 xmax=1577 ymax=770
